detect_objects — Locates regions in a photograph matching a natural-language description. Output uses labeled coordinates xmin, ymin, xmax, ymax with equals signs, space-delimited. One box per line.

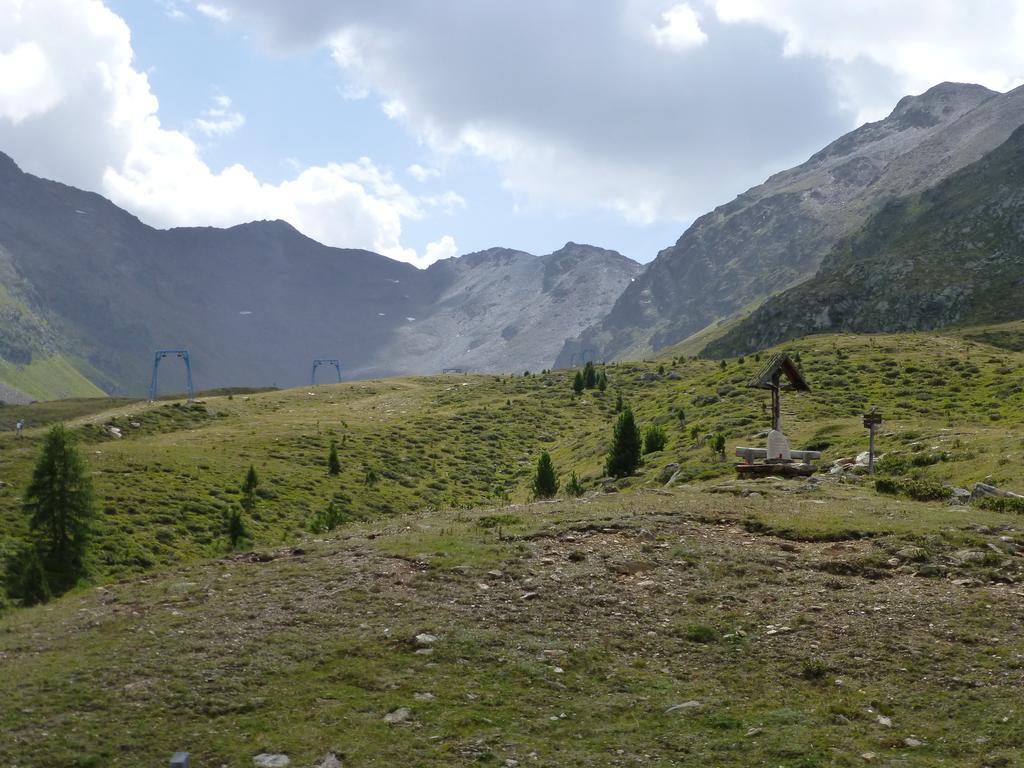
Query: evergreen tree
xmin=643 ymin=424 xmax=667 ymax=454
xmin=532 ymin=451 xmax=560 ymax=499
xmin=227 ymin=508 xmax=248 ymax=549
xmin=597 ymin=371 xmax=608 ymax=392
xmin=327 ymin=441 xmax=341 ymax=476
xmin=582 ymin=361 xmax=597 ymax=389
xmin=605 ymin=408 xmax=642 ymax=478
xmin=614 ymin=392 xmax=624 ymax=413
xmin=22 ymin=424 xmax=95 ymax=593
xmin=572 ymin=370 xmax=585 ymax=395
xmin=240 ymin=465 xmax=259 ymax=515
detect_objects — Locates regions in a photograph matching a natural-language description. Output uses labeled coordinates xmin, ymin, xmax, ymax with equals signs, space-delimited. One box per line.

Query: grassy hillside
xmin=3 ymin=327 xmax=1024 ymax=765
xmin=3 ymin=328 xmax=1024 ymax=584
xmin=0 ymin=354 xmax=107 ymax=401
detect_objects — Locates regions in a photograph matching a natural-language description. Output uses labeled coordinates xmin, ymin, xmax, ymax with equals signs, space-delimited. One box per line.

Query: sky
xmin=1 ymin=1 xmax=1023 ymax=268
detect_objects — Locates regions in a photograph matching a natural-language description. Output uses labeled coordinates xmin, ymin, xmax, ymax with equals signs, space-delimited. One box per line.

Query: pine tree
xmin=582 ymin=361 xmax=597 ymax=389
xmin=227 ymin=508 xmax=248 ymax=549
xmin=327 ymin=441 xmax=341 ymax=476
xmin=22 ymin=424 xmax=95 ymax=594
xmin=605 ymin=408 xmax=642 ymax=478
xmin=572 ymin=370 xmax=584 ymax=395
xmin=614 ymin=392 xmax=623 ymax=413
xmin=241 ymin=465 xmax=259 ymax=515
xmin=532 ymin=451 xmax=560 ymax=499
xmin=597 ymin=371 xmax=608 ymax=392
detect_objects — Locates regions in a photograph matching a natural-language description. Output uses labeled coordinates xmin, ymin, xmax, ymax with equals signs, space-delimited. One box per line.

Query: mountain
xmin=366 ymin=243 xmax=642 ymax=374
xmin=703 ymin=124 xmax=1024 ymax=357
xmin=0 ymin=153 xmax=639 ymax=396
xmin=557 ymin=82 xmax=1024 ymax=365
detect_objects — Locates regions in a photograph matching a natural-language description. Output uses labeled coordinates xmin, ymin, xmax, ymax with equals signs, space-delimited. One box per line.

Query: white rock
xmin=414 ymin=633 xmax=437 ymax=646
xmin=665 ymin=700 xmax=701 ymax=713
xmin=384 ymin=706 xmax=411 ymax=724
xmin=253 ymin=755 xmax=290 ymax=768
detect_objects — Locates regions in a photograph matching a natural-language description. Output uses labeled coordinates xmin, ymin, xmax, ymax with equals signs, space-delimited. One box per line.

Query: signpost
xmin=863 ymin=408 xmax=883 ymax=474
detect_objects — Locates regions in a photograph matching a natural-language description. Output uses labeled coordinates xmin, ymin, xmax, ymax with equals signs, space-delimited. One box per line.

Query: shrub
xmin=875 ymin=477 xmax=949 ymax=502
xmin=327 ymin=441 xmax=341 ymax=476
xmin=801 ymin=659 xmax=829 ymax=681
xmin=605 ymin=409 xmax=642 ymax=478
xmin=565 ymin=471 xmax=585 ymax=497
xmin=711 ymin=433 xmax=726 ymax=459
xmin=532 ymin=451 xmax=560 ymax=499
xmin=643 ymin=425 xmax=667 ymax=454
xmin=3 ymin=545 xmax=52 ymax=607
xmin=682 ymin=624 xmax=717 ymax=643
xmin=309 ymin=500 xmax=347 ymax=534
xmin=614 ymin=392 xmax=624 ymax=413
xmin=976 ymin=496 xmax=1024 ymax=514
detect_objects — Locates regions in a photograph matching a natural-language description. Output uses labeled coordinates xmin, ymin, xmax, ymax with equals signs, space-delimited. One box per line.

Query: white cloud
xmin=0 ymin=41 xmax=63 ymax=123
xmin=422 ymin=235 xmax=458 ymax=266
xmin=195 ymin=3 xmax=230 ymax=22
xmin=713 ymin=0 xmax=1024 ymax=115
xmin=196 ymin=0 xmax=1024 ymax=225
xmin=651 ymin=3 xmax=708 ymax=50
xmin=407 ymin=163 xmax=440 ymax=182
xmin=0 ymin=0 xmax=459 ymax=268
xmin=190 ymin=94 xmax=246 ymax=137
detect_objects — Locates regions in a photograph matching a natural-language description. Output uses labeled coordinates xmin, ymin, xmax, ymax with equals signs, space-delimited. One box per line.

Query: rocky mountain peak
xmin=887 ymin=81 xmax=996 ymax=128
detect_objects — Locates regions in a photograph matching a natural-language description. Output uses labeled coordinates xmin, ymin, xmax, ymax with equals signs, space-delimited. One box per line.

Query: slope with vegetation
xmin=707 ymin=125 xmax=1024 ymax=357
xmin=4 ymin=319 xmax=1024 ymax=764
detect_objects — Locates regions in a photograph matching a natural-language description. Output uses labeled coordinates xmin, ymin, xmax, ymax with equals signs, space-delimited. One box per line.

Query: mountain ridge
xmin=557 ymin=81 xmax=1024 ymax=365
xmin=703 ymin=123 xmax=1024 ymax=356
xmin=0 ymin=153 xmax=640 ymax=396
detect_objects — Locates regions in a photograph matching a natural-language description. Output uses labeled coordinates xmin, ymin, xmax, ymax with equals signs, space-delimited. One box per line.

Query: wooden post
xmin=868 ymin=422 xmax=876 ymax=474
xmin=863 ymin=408 xmax=882 ymax=474
xmin=771 ymin=372 xmax=781 ymax=432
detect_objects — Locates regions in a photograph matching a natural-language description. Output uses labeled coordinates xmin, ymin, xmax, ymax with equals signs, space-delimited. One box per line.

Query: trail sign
xmin=863 ymin=412 xmax=883 ymax=428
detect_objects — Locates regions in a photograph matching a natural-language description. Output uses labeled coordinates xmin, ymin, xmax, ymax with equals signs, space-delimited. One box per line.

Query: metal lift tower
xmin=149 ymin=349 xmax=195 ymax=402
xmin=311 ymin=359 xmax=342 ymax=385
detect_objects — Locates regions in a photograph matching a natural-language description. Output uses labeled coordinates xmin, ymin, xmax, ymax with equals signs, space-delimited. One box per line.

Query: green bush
xmin=976 ymin=496 xmax=1024 ymax=514
xmin=309 ymin=500 xmax=348 ymax=534
xmin=875 ymin=477 xmax=949 ymax=502
xmin=643 ymin=425 xmax=667 ymax=454
xmin=682 ymin=624 xmax=717 ymax=643
xmin=565 ymin=471 xmax=585 ymax=497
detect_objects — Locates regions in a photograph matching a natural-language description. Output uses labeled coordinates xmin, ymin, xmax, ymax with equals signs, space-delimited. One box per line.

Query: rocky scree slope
xmin=559 ymin=82 xmax=1024 ymax=364
xmin=704 ymin=124 xmax=1024 ymax=357
xmin=367 ymin=243 xmax=642 ymax=374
